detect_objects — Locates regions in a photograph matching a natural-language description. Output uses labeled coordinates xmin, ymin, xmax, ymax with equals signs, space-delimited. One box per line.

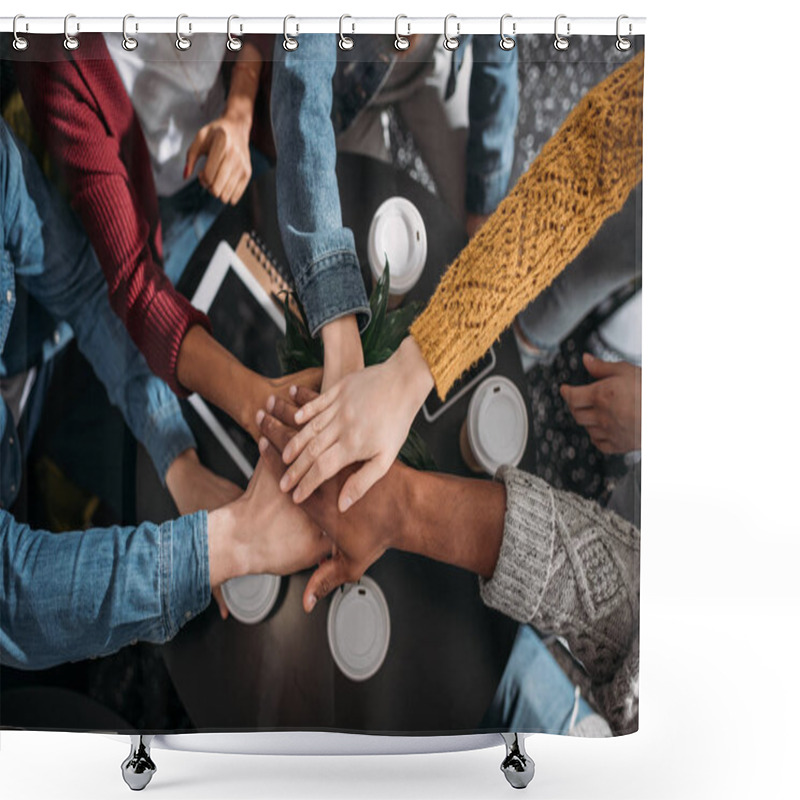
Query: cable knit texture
xmin=411 ymin=51 xmax=644 ymax=399
xmin=480 ymin=466 xmax=640 ymax=735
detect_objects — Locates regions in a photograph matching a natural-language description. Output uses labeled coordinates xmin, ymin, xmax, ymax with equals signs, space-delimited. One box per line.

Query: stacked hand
xmin=256 ymin=388 xmax=410 ymax=613
xmin=206 ymin=434 xmax=331 ymax=599
xmin=277 ymin=336 xmax=433 ymax=513
xmin=560 ymin=354 xmax=642 ymax=455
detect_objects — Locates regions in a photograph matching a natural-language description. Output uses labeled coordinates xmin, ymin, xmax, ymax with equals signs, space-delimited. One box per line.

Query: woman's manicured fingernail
xmin=295 ymin=409 xmax=305 ymax=422
xmin=279 ymin=475 xmax=290 ymax=491
xmin=266 ymin=395 xmax=276 ymax=412
xmin=293 ymin=488 xmax=304 ymax=504
xmin=258 ymin=437 xmax=269 ymax=452
xmin=307 ymin=594 xmax=317 ymax=612
xmin=289 ymin=385 xmax=298 ymax=398
xmin=340 ymin=496 xmax=352 ymax=512
xmin=255 ymin=409 xmax=265 ymax=425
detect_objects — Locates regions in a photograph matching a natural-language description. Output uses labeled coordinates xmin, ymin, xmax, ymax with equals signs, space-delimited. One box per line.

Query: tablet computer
xmin=188 ymin=235 xmax=291 ymax=479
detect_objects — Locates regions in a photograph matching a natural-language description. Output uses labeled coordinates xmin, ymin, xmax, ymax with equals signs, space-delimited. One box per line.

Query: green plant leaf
xmin=378 ymin=301 xmax=422 ymax=356
xmin=362 ymin=259 xmax=390 ymax=360
xmin=398 ymin=427 xmax=437 ymax=471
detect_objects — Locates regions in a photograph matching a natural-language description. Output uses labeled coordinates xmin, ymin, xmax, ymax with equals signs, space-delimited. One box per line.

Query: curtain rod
xmin=1 ymin=15 xmax=646 ymax=37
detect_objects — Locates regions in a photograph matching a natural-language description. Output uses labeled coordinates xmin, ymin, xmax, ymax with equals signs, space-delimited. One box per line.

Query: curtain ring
xmin=394 ymin=15 xmax=410 ymax=51
xmin=283 ymin=15 xmax=299 ymax=51
xmin=339 ymin=15 xmax=355 ymax=50
xmin=227 ymin=15 xmax=242 ymax=52
xmin=122 ymin=15 xmax=138 ymax=51
xmin=443 ymin=14 xmax=460 ymax=51
xmin=175 ymin=14 xmax=191 ymax=51
xmin=616 ymin=15 xmax=632 ymax=51
xmin=63 ymin=13 xmax=79 ymax=51
xmin=12 ymin=15 xmax=29 ymax=52
xmin=499 ymin=14 xmax=516 ymax=51
xmin=554 ymin=14 xmax=570 ymax=51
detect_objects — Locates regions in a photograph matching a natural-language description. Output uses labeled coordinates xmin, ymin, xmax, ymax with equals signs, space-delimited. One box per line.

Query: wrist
xmin=394 ymin=336 xmax=434 ymax=413
xmin=388 ymin=463 xmax=424 ymax=555
xmin=207 ymin=504 xmax=245 ymax=587
xmin=222 ymin=97 xmax=254 ymax=130
xmin=322 ymin=316 xmax=364 ymax=381
xmin=165 ymin=448 xmax=199 ymax=498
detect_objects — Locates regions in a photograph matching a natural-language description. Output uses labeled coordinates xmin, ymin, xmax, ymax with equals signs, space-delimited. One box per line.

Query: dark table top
xmin=137 ymin=154 xmax=526 ymax=733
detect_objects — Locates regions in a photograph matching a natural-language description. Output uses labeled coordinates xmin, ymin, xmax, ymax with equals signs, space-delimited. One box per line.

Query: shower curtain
xmin=0 ymin=26 xmax=643 ymax=742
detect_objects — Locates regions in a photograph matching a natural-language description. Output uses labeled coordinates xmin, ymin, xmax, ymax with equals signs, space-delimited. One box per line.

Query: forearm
xmin=224 ymin=41 xmax=262 ymax=126
xmin=321 ymin=315 xmax=364 ymax=387
xmin=0 ymin=511 xmax=209 ymax=671
xmin=176 ymin=325 xmax=265 ymax=439
xmin=392 ymin=465 xmax=506 ymax=579
xmin=411 ymin=51 xmax=644 ymax=399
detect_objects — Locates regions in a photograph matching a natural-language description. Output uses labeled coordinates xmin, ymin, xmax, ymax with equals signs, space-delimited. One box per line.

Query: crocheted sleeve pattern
xmin=410 ymin=51 xmax=644 ymax=399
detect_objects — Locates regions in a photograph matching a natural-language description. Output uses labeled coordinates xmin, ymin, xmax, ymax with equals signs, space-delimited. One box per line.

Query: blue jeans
xmin=0 ymin=119 xmax=209 ymax=670
xmin=515 ymin=184 xmax=642 ymax=360
xmin=483 ymin=625 xmax=601 ymax=734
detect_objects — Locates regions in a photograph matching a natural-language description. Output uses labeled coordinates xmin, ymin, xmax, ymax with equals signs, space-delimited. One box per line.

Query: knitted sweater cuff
xmin=142 ymin=293 xmax=212 ymax=398
xmin=479 ymin=466 xmax=555 ymax=625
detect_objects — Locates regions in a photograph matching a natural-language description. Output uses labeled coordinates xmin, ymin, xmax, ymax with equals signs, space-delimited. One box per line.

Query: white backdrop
xmin=2 ymin=1 xmax=798 ymax=798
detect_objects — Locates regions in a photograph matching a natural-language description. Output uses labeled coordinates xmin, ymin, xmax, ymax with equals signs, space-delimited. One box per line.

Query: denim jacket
xmin=1 ymin=120 xmax=207 ymax=668
xmin=271 ymin=35 xmax=518 ymax=337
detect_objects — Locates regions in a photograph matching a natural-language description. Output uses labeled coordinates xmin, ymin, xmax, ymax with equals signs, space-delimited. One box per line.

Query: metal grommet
xmin=63 ymin=13 xmax=79 ymax=51
xmin=616 ymin=15 xmax=632 ymax=51
xmin=283 ymin=15 xmax=298 ymax=51
xmin=339 ymin=14 xmax=355 ymax=50
xmin=122 ymin=14 xmax=138 ymax=51
xmin=443 ymin=14 xmax=460 ymax=51
xmin=176 ymin=14 xmax=191 ymax=51
xmin=394 ymin=15 xmax=410 ymax=51
xmin=499 ymin=14 xmax=516 ymax=51
xmin=554 ymin=14 xmax=570 ymax=51
xmin=227 ymin=15 xmax=242 ymax=52
xmin=12 ymin=15 xmax=29 ymax=51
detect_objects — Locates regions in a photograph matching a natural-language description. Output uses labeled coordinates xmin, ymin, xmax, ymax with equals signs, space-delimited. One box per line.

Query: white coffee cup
xmin=327 ymin=575 xmax=391 ymax=682
xmin=460 ymin=376 xmax=529 ymax=476
xmin=367 ymin=197 xmax=427 ymax=307
xmin=221 ymin=573 xmax=281 ymax=625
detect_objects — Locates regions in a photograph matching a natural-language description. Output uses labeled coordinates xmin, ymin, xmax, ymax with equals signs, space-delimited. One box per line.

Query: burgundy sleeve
xmin=15 ymin=43 xmax=210 ymax=395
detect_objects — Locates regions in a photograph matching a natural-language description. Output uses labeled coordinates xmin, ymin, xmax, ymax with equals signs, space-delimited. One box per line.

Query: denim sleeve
xmin=2 ymin=121 xmax=195 ymax=483
xmin=271 ymin=34 xmax=371 ymax=338
xmin=466 ymin=36 xmax=519 ymax=215
xmin=0 ymin=509 xmax=209 ymax=671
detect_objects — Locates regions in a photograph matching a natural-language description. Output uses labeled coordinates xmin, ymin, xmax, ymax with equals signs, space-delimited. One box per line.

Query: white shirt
xmin=105 ymin=33 xmax=227 ymax=197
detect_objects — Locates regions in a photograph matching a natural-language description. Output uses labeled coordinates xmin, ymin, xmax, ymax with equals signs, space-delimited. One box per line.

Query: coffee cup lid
xmin=467 ymin=376 xmax=529 ymax=475
xmin=367 ymin=197 xmax=427 ymax=294
xmin=221 ymin=573 xmax=281 ymax=624
xmin=327 ymin=575 xmax=390 ymax=682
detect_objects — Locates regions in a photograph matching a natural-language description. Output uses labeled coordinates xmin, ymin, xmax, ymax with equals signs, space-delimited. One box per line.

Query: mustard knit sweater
xmin=410 ymin=51 xmax=644 ymax=399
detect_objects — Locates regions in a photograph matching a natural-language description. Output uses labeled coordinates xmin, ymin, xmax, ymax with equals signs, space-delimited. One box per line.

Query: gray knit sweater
xmin=480 ymin=467 xmax=640 ymax=736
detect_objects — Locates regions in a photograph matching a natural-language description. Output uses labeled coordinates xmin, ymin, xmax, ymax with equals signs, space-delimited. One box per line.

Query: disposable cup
xmin=460 ymin=376 xmax=529 ymax=476
xmin=367 ymin=197 xmax=427 ymax=308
